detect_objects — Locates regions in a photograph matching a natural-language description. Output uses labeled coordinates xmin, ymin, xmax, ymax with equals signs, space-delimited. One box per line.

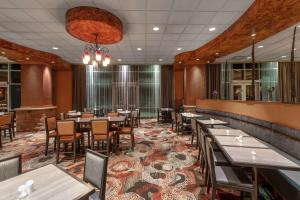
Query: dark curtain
xmin=206 ymin=64 xmax=221 ymax=99
xmin=160 ymin=65 xmax=173 ymax=108
xmin=72 ymin=65 xmax=86 ymax=111
xmin=279 ymin=62 xmax=300 ymax=103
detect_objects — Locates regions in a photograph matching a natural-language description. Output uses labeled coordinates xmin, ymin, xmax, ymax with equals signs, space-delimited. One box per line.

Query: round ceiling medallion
xmin=66 ymin=6 xmax=123 ymax=44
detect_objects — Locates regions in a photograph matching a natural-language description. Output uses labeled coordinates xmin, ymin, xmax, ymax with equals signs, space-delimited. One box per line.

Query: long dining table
xmin=208 ymin=128 xmax=300 ymax=200
xmin=0 ymin=164 xmax=94 ymax=200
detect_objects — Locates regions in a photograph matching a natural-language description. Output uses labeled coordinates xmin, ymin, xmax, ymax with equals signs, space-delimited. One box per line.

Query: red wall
xmin=21 ymin=64 xmax=53 ymax=107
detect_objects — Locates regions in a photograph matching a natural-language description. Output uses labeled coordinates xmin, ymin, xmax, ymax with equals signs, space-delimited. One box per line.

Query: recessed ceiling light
xmin=298 ymin=25 xmax=300 ymax=28
xmin=117 ymin=58 xmax=122 ymax=62
xmin=247 ymin=56 xmax=252 ymax=60
xmin=137 ymin=47 xmax=142 ymax=51
xmin=257 ymin=45 xmax=264 ymax=48
xmin=207 ymin=61 xmax=210 ymax=63
xmin=177 ymin=47 xmax=182 ymax=51
xmin=52 ymin=46 xmax=59 ymax=50
xmin=51 ymin=61 xmax=55 ymax=64
xmin=153 ymin=26 xmax=160 ymax=31
xmin=158 ymin=58 xmax=163 ymax=62
xmin=281 ymin=55 xmax=287 ymax=58
xmin=251 ymin=33 xmax=256 ymax=37
xmin=179 ymin=61 xmax=182 ymax=64
xmin=26 ymin=57 xmax=30 ymax=60
xmin=215 ymin=52 xmax=219 ymax=56
xmin=209 ymin=27 xmax=216 ymax=32
xmin=294 ymin=48 xmax=297 ymax=51
xmin=1 ymin=51 xmax=5 ymax=55
xmin=196 ymin=58 xmax=200 ymax=61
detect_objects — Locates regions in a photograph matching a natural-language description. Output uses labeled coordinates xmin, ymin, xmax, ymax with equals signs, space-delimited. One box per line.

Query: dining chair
xmin=83 ymin=149 xmax=108 ymax=200
xmin=56 ymin=120 xmax=83 ymax=163
xmin=80 ymin=113 xmax=95 ymax=148
xmin=107 ymin=112 xmax=118 ymax=117
xmin=177 ymin=114 xmax=191 ymax=135
xmin=118 ymin=114 xmax=135 ymax=150
xmin=60 ymin=113 xmax=65 ymax=120
xmin=199 ymin=124 xmax=228 ymax=187
xmin=44 ymin=117 xmax=57 ymax=156
xmin=0 ymin=114 xmax=13 ymax=142
xmin=171 ymin=111 xmax=178 ymax=132
xmin=135 ymin=109 xmax=140 ymax=126
xmin=0 ymin=153 xmax=22 ymax=182
xmin=8 ymin=112 xmax=15 ymax=138
xmin=206 ymin=141 xmax=254 ymax=200
xmin=191 ymin=118 xmax=198 ymax=146
xmin=91 ymin=119 xmax=114 ymax=155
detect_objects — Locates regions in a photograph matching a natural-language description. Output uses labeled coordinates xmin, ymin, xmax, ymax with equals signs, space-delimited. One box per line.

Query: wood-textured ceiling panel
xmin=175 ymin=0 xmax=300 ymax=65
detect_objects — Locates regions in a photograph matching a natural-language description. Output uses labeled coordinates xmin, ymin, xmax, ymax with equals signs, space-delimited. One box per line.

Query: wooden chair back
xmin=107 ymin=112 xmax=118 ymax=117
xmin=191 ymin=118 xmax=197 ymax=132
xmin=171 ymin=111 xmax=176 ymax=121
xmin=57 ymin=121 xmax=75 ymax=136
xmin=45 ymin=117 xmax=56 ymax=133
xmin=91 ymin=120 xmax=108 ymax=135
xmin=82 ymin=113 xmax=94 ymax=118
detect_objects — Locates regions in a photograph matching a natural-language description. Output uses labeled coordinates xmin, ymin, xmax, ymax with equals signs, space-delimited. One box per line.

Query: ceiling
xmin=216 ymin=24 xmax=300 ymax=63
xmin=0 ymin=0 xmax=254 ymax=65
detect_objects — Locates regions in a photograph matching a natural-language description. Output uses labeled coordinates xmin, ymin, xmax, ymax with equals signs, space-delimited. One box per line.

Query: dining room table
xmin=208 ymin=128 xmax=250 ymax=137
xmin=158 ymin=108 xmax=174 ymax=123
xmin=181 ymin=112 xmax=203 ymax=119
xmin=211 ymin=130 xmax=300 ymax=200
xmin=197 ymin=119 xmax=229 ymax=128
xmin=0 ymin=164 xmax=94 ymax=200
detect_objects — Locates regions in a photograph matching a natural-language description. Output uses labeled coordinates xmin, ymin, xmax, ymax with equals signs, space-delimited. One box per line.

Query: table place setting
xmin=17 ymin=180 xmax=34 ymax=199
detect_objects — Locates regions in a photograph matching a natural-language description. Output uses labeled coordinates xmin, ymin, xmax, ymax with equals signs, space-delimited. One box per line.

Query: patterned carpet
xmin=0 ymin=119 xmax=242 ymax=200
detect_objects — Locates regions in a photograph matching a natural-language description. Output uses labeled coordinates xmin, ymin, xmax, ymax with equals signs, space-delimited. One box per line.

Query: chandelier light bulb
xmin=92 ymin=60 xmax=98 ymax=67
xmin=95 ymin=50 xmax=102 ymax=61
xmin=104 ymin=55 xmax=110 ymax=65
xmin=103 ymin=60 xmax=108 ymax=67
xmin=83 ymin=51 xmax=90 ymax=64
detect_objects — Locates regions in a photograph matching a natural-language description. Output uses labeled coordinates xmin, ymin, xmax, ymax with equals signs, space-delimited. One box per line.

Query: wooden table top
xmin=66 ymin=116 xmax=126 ymax=123
xmin=214 ymin=135 xmax=270 ymax=148
xmin=208 ymin=128 xmax=250 ymax=137
xmin=221 ymin=146 xmax=300 ymax=170
xmin=0 ymin=164 xmax=94 ymax=200
xmin=197 ymin=119 xmax=229 ymax=126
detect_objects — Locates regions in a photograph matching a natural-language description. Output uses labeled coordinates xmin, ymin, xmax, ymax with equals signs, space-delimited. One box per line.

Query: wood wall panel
xmin=196 ymin=99 xmax=300 ymax=131
xmin=54 ymin=70 xmax=73 ymax=116
xmin=174 ymin=68 xmax=184 ymax=110
xmin=175 ymin=0 xmax=300 ymax=64
xmin=21 ymin=65 xmax=53 ymax=107
xmin=184 ymin=65 xmax=206 ymax=105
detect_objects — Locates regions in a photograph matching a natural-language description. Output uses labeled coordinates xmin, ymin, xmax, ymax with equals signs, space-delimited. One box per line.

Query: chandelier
xmin=82 ymin=33 xmax=111 ymax=67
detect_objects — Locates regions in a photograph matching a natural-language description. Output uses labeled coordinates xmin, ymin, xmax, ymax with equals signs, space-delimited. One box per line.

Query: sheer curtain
xmin=206 ymin=64 xmax=221 ymax=99
xmin=86 ymin=65 xmax=161 ymax=117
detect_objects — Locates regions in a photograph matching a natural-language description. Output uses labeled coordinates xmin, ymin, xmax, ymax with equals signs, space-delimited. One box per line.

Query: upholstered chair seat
xmin=0 ymin=153 xmax=22 ymax=182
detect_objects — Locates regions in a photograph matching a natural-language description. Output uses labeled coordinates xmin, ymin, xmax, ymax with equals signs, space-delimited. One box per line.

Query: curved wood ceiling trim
xmin=0 ymin=39 xmax=70 ymax=69
xmin=175 ymin=0 xmax=300 ymax=65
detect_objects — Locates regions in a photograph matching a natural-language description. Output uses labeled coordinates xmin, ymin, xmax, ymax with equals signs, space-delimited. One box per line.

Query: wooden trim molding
xmin=175 ymin=0 xmax=300 ymax=64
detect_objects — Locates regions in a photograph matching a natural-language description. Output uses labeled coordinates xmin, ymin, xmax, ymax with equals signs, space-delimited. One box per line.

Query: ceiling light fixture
xmin=196 ymin=58 xmax=200 ymax=61
xmin=251 ymin=33 xmax=256 ymax=37
xmin=257 ymin=45 xmax=264 ymax=48
xmin=26 ymin=57 xmax=30 ymax=60
xmin=179 ymin=61 xmax=182 ymax=64
xmin=246 ymin=56 xmax=252 ymax=60
xmin=177 ymin=47 xmax=182 ymax=51
xmin=117 ymin=58 xmax=122 ymax=62
xmin=153 ymin=26 xmax=160 ymax=31
xmin=82 ymin=33 xmax=111 ymax=67
xmin=298 ymin=25 xmax=300 ymax=28
xmin=209 ymin=27 xmax=216 ymax=32
xmin=137 ymin=47 xmax=142 ymax=51
xmin=281 ymin=55 xmax=287 ymax=58
xmin=1 ymin=51 xmax=5 ymax=55
xmin=215 ymin=52 xmax=219 ymax=56
xmin=52 ymin=46 xmax=59 ymax=50
xmin=158 ymin=58 xmax=163 ymax=62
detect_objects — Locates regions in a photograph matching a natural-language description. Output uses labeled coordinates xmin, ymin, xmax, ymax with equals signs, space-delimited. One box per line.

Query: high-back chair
xmin=171 ymin=111 xmax=177 ymax=131
xmin=131 ymin=110 xmax=139 ymax=128
xmin=0 ymin=114 xmax=13 ymax=142
xmin=56 ymin=121 xmax=82 ymax=163
xmin=84 ymin=149 xmax=108 ymax=200
xmin=135 ymin=108 xmax=141 ymax=125
xmin=91 ymin=120 xmax=113 ymax=155
xmin=177 ymin=113 xmax=191 ymax=135
xmin=206 ymin=141 xmax=254 ymax=200
xmin=118 ymin=113 xmax=135 ymax=150
xmin=44 ymin=117 xmax=57 ymax=156
xmin=7 ymin=112 xmax=15 ymax=138
xmin=191 ymin=118 xmax=198 ymax=146
xmin=107 ymin=112 xmax=118 ymax=117
xmin=0 ymin=153 xmax=21 ymax=182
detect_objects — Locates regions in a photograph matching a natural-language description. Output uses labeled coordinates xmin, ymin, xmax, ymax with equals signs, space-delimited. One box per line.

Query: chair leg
xmin=73 ymin=140 xmax=77 ymax=163
xmin=9 ymin=128 xmax=13 ymax=142
xmin=106 ymin=137 xmax=110 ymax=155
xmin=191 ymin=132 xmax=194 ymax=145
xmin=131 ymin=133 xmax=135 ymax=150
xmin=0 ymin=130 xmax=2 ymax=148
xmin=211 ymin=186 xmax=216 ymax=200
xmin=45 ymin=135 xmax=49 ymax=156
xmin=87 ymin=131 xmax=91 ymax=148
xmin=206 ymin=173 xmax=211 ymax=193
xmin=56 ymin=139 xmax=60 ymax=164
xmin=53 ymin=137 xmax=57 ymax=151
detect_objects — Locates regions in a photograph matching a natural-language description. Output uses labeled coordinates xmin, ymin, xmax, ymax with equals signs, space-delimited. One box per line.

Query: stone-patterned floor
xmin=0 ymin=119 xmax=241 ymax=200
